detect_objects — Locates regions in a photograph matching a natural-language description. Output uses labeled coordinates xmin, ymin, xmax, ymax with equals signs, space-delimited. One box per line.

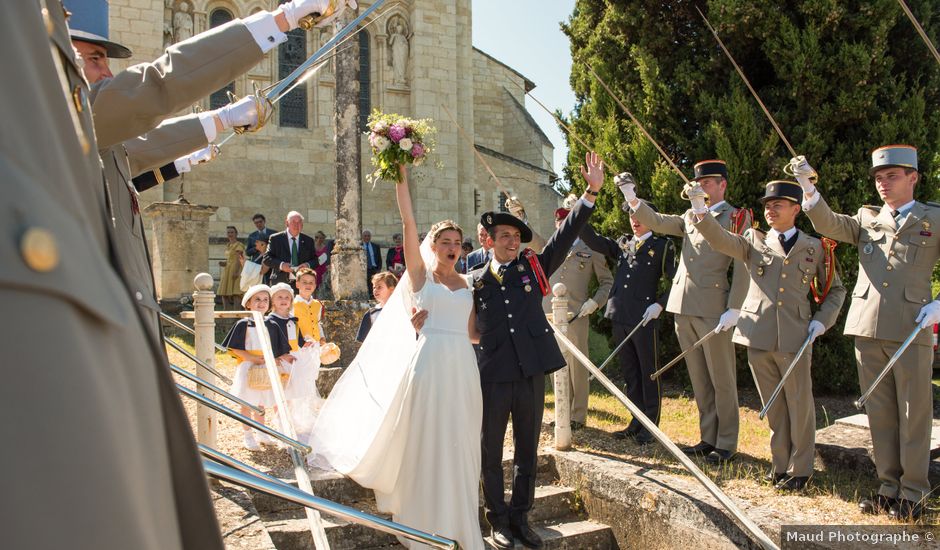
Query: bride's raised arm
xmin=395 ymin=164 xmax=427 ymax=292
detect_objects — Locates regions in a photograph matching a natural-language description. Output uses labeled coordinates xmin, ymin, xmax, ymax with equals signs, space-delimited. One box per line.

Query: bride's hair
xmin=429 ymin=220 xmax=463 ymax=242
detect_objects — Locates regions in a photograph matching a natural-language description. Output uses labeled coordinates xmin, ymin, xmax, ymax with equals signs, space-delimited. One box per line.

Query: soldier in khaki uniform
xmin=692 ymin=181 xmax=846 ymax=491
xmin=541 ymin=203 xmax=614 ymax=429
xmin=625 ymin=160 xmax=751 ymax=463
xmin=66 ymin=0 xmax=355 ymax=337
xmin=793 ymin=147 xmax=940 ymax=519
xmin=4 ymin=2 xmax=223 ymax=547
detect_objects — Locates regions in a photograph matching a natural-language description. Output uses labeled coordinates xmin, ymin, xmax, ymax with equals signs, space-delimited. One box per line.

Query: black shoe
xmin=570 ymin=420 xmax=585 ymax=431
xmin=612 ymin=429 xmax=630 ymax=440
xmin=859 ymin=495 xmax=897 ymax=515
xmin=775 ymin=476 xmax=810 ymax=492
xmin=634 ymin=431 xmax=654 ymax=446
xmin=490 ymin=525 xmax=514 ymax=549
xmin=763 ymin=471 xmax=787 ymax=485
xmin=624 ymin=423 xmax=642 ymax=437
xmin=679 ymin=441 xmax=715 ymax=456
xmin=888 ymin=499 xmax=924 ymax=521
xmin=511 ymin=523 xmax=543 ymax=549
xmin=705 ymin=448 xmax=736 ymax=464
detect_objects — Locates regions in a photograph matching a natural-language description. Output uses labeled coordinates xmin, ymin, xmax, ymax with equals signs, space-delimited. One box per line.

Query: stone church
xmin=107 ymin=0 xmax=562 ymax=284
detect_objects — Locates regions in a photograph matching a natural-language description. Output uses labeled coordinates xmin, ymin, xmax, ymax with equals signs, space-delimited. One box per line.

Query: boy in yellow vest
xmin=293 ymin=267 xmax=326 ymax=345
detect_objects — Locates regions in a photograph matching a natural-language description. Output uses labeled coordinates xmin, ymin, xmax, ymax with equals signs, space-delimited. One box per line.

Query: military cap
xmin=692 ymin=159 xmax=728 ymax=181
xmin=870 ymin=144 xmax=918 ymax=175
xmin=759 ymin=180 xmax=802 ymax=204
xmin=481 ymin=211 xmax=533 ymax=243
xmin=64 ymin=0 xmax=132 ymax=59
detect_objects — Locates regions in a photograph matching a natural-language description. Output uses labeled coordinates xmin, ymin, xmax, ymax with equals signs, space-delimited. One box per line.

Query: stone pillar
xmin=551 ymin=282 xmax=572 ymax=450
xmin=330 ymin=8 xmax=367 ymax=300
xmin=193 ymin=272 xmax=218 ymax=447
xmin=143 ymin=201 xmax=218 ymax=304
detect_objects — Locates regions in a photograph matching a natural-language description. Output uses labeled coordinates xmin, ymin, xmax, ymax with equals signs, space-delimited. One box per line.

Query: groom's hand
xmin=410 ymin=307 xmax=428 ymax=332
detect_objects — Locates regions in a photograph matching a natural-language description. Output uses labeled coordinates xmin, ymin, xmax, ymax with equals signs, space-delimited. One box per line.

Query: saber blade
xmin=896 ymin=0 xmax=940 ymax=67
xmin=759 ymin=333 xmax=813 ymax=420
xmin=855 ymin=325 xmax=923 ymax=409
xmin=650 ymin=330 xmax=718 ymax=380
xmin=588 ymin=318 xmax=646 ymax=382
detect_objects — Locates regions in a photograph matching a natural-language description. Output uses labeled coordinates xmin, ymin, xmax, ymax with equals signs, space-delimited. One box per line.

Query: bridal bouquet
xmin=366 ymin=110 xmax=435 ymax=184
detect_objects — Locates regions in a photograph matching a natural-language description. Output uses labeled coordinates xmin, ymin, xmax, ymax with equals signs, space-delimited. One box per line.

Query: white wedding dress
xmin=309 ymin=251 xmax=484 ymax=549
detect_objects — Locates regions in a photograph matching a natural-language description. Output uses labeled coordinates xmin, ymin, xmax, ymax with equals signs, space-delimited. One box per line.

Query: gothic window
xmin=278 ymin=28 xmax=308 ymax=127
xmin=208 ymin=8 xmax=234 ymax=109
xmin=359 ymin=30 xmax=371 ymax=130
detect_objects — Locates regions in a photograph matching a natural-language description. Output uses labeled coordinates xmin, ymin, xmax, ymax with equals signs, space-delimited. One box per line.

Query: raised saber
xmin=650 ymin=330 xmax=718 ymax=380
xmin=855 ymin=325 xmax=923 ymax=409
xmin=170 ymin=362 xmax=264 ymax=415
xmin=758 ymin=334 xmax=813 ymax=420
xmin=585 ymin=63 xmax=690 ymax=185
xmin=587 ymin=318 xmax=646 ymax=382
xmin=896 ymin=0 xmax=940 ymax=67
xmin=696 ymin=7 xmax=797 ymax=158
xmin=551 ymin=326 xmax=779 ymax=550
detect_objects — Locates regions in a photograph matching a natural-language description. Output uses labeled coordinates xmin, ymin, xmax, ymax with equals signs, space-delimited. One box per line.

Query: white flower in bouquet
xmin=399 ymin=138 xmax=413 ymax=151
xmin=374 ymin=135 xmax=391 ymax=152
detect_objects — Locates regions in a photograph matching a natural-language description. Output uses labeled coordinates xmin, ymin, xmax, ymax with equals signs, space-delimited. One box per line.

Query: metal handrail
xmin=202 ymin=459 xmax=460 ymax=549
xmin=551 ymin=326 xmax=779 ymax=550
xmin=164 ymin=337 xmax=233 ymax=385
xmin=176 ymin=384 xmax=311 ymax=453
xmin=160 ymin=312 xmax=227 ymax=353
xmin=170 ymin=363 xmax=263 ymax=415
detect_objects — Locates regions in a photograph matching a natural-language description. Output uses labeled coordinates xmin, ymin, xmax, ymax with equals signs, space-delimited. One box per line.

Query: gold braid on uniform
xmin=810 ymin=237 xmax=838 ymax=304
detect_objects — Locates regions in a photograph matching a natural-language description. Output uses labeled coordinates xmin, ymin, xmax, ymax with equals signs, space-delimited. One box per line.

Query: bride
xmin=308 ymin=165 xmax=484 ymax=549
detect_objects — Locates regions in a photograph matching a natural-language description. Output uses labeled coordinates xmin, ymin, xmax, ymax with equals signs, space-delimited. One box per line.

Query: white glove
xmin=714 ymin=308 xmax=741 ymax=333
xmin=642 ymin=303 xmax=663 ymax=326
xmin=807 ymin=320 xmax=826 ymax=342
xmin=505 ymin=196 xmax=526 ymax=220
xmin=317 ymin=252 xmax=329 ymax=264
xmin=614 ymin=172 xmax=637 ymax=203
xmin=915 ymin=300 xmax=940 ymax=329
xmin=684 ymin=182 xmax=708 ymax=214
xmin=281 ymin=0 xmax=357 ymax=30
xmin=576 ymin=298 xmax=599 ymax=318
xmin=216 ymin=96 xmax=260 ymax=131
xmin=787 ymin=156 xmax=817 ymax=194
xmin=175 ymin=144 xmax=219 ymax=174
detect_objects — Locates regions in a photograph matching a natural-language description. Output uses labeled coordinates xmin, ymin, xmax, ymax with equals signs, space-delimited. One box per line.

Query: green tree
xmin=563 ymin=0 xmax=940 ymax=393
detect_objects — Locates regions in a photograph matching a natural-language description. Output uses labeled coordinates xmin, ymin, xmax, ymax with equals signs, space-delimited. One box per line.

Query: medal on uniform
xmin=863 ymin=242 xmax=874 ymax=255
xmin=517 ymin=264 xmax=525 ymax=272
xmin=808 ymin=247 xmax=815 ymax=255
xmin=524 ymin=284 xmax=532 ymax=292
xmin=522 ymin=275 xmax=532 ymax=293
xmin=648 ymin=249 xmax=655 ymax=257
xmin=473 ymin=279 xmax=483 ymax=290
xmin=756 ymin=266 xmax=764 ymax=277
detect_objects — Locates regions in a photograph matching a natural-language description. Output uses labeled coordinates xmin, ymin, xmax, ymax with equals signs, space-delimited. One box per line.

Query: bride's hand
xmin=398 ymin=163 xmax=408 ymax=183
xmin=410 ymin=307 xmax=428 ymax=332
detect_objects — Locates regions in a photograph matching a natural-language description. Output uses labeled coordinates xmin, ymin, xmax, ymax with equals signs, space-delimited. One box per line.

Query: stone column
xmin=551 ymin=282 xmax=572 ymax=450
xmin=144 ymin=201 xmax=218 ymax=304
xmin=192 ymin=272 xmax=217 ymax=447
xmin=330 ymin=8 xmax=367 ymax=300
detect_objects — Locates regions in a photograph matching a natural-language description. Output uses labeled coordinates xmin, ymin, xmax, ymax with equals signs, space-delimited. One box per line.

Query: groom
xmin=471 ymin=153 xmax=605 ymax=548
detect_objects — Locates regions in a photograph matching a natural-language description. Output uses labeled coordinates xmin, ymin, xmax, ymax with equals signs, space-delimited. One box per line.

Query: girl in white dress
xmin=310 ymin=166 xmax=484 ymax=549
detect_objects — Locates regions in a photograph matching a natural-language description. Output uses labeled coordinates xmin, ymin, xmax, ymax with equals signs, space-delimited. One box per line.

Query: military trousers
xmin=614 ymin=320 xmax=660 ymax=430
xmin=559 ymin=315 xmax=591 ymax=423
xmin=748 ymin=348 xmax=816 ymax=477
xmin=480 ymin=373 xmax=545 ymax=528
xmin=674 ymin=314 xmax=739 ymax=451
xmin=855 ymin=337 xmax=933 ymax=502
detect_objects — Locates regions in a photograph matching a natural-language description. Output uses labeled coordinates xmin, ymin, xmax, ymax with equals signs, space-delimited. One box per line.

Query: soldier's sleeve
xmin=692 ymin=212 xmax=751 ymax=262
xmin=657 ymin=238 xmax=678 ymax=307
xmin=132 ymin=162 xmax=180 ymax=192
xmin=527 ymin=227 xmax=547 ymax=253
xmin=90 ymin=18 xmax=270 ymax=148
xmin=579 ymin=223 xmax=619 ymax=259
xmin=590 ymin=246 xmax=615 ymax=308
xmin=539 ymin=198 xmax=594 ymax=276
xmin=631 ymin=200 xmax=685 ymax=237
xmin=126 ymin=114 xmax=208 ymax=176
xmin=803 ymin=194 xmax=862 ymax=245
xmin=812 ymin=246 xmax=847 ymax=330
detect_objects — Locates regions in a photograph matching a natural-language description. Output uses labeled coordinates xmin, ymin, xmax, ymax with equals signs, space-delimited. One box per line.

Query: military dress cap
xmin=759 ymin=180 xmax=803 ymax=204
xmin=870 ymin=144 xmax=918 ymax=174
xmin=481 ymin=211 xmax=533 ymax=243
xmin=64 ymin=0 xmax=132 ymax=59
xmin=692 ymin=159 xmax=728 ymax=181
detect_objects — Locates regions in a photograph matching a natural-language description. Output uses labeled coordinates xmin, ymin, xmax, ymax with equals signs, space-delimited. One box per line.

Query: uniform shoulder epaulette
xmin=860 ymin=204 xmax=880 ymax=213
xmin=743 ymin=227 xmax=764 ymax=242
xmin=925 ymin=201 xmax=940 ymax=209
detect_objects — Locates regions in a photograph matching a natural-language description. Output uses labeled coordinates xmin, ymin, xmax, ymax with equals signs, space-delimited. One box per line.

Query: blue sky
xmin=471 ymin=0 xmax=577 ymax=176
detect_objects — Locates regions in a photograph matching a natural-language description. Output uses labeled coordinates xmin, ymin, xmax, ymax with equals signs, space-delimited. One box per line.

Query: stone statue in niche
xmin=173 ymin=1 xmax=194 ymax=43
xmin=319 ymin=31 xmax=334 ymax=77
xmin=387 ymin=16 xmax=410 ymax=87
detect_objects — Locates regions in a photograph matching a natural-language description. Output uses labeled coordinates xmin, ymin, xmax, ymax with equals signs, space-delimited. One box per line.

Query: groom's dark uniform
xmin=471 ymin=198 xmax=594 ymax=534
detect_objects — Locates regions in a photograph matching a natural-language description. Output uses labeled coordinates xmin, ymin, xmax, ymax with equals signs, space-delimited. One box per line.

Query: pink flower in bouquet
xmin=388 ymin=124 xmax=406 ymax=143
xmin=411 ymin=142 xmax=425 ymax=158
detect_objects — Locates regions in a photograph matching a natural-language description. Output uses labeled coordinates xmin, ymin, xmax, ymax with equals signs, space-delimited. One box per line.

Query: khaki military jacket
xmin=541 ymin=239 xmax=614 ymax=315
xmin=125 ymin=113 xmax=208 ymax=176
xmin=695 ymin=214 xmax=846 ymax=353
xmin=632 ymin=200 xmax=749 ymax=318
xmin=805 ymin=195 xmax=940 ymax=345
xmin=3 ymin=3 xmax=221 ymax=549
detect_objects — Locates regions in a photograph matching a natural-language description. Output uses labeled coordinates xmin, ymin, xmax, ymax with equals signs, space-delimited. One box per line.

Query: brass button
xmin=777 ymin=301 xmax=783 ymax=306
xmin=784 ymin=260 xmax=790 ymax=265
xmin=20 ymin=227 xmax=59 ymax=272
xmin=886 ymin=265 xmax=893 ymax=271
xmin=781 ymin=273 xmax=787 ymax=278
xmin=714 ymin=283 xmax=720 ymax=288
xmin=510 ymin=328 xmax=515 ymax=333
xmin=779 ymin=288 xmax=785 ymax=293
xmin=882 ymin=282 xmax=889 ymax=288
xmin=888 ymin=250 xmax=895 ymax=256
